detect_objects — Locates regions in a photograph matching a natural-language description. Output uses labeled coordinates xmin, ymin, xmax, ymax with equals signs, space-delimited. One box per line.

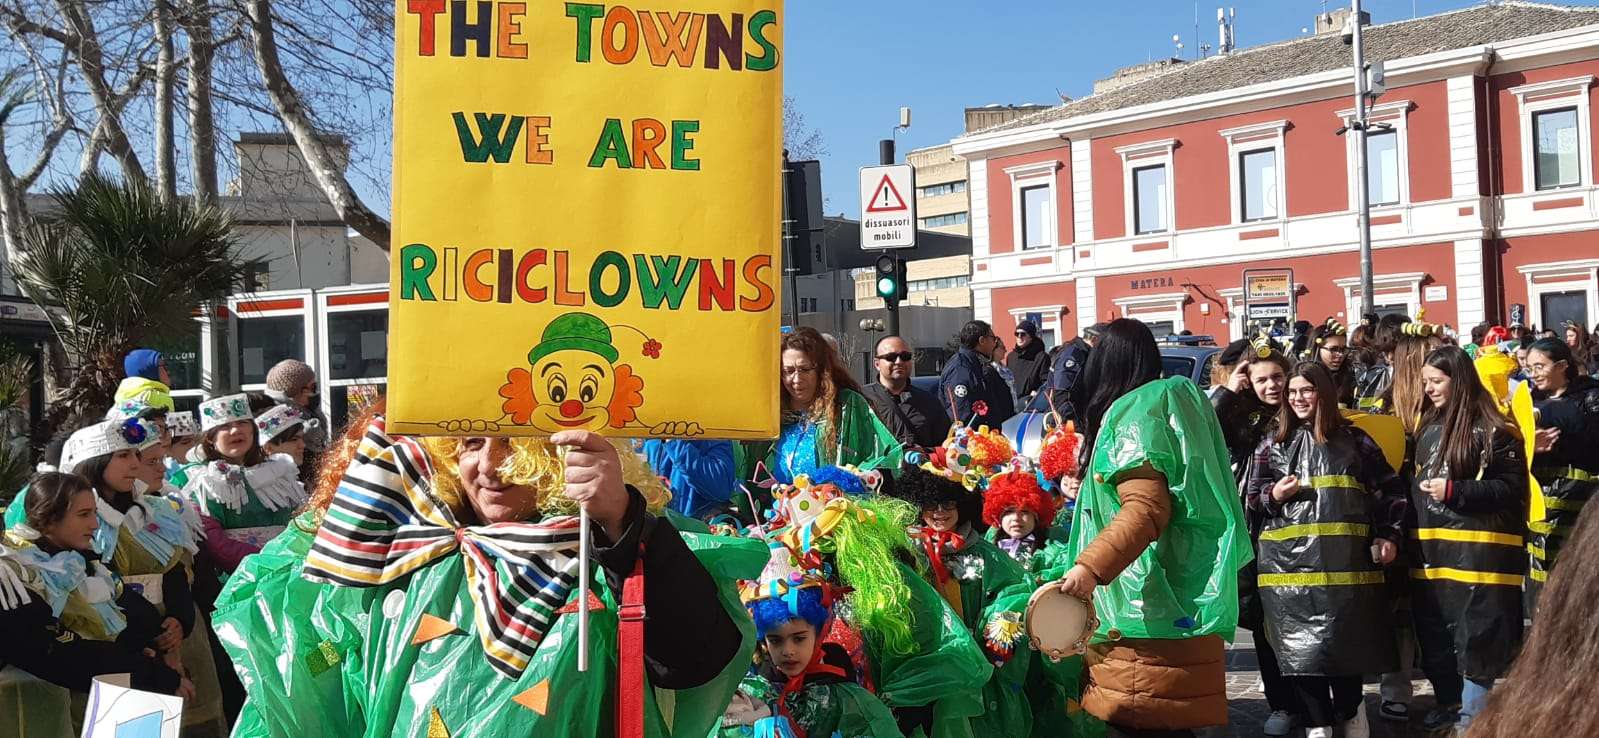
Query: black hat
xmin=1015 ymin=320 xmax=1039 ymax=336
xmin=1084 ymin=322 xmax=1109 ymax=338
xmin=1218 ymin=338 xmax=1252 ymax=366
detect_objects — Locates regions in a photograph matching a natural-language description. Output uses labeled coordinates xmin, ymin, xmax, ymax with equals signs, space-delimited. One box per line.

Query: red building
xmin=954 ymin=2 xmax=1599 ymax=341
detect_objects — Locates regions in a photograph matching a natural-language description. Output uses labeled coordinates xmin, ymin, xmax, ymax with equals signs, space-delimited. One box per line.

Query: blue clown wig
xmin=748 ymin=585 xmax=833 ymax=641
xmin=806 ymin=466 xmax=867 ymax=496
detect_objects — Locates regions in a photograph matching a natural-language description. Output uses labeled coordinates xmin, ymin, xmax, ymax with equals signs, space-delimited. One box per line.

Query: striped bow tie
xmin=909 ymin=527 xmax=965 ymax=584
xmin=303 ymin=418 xmax=583 ymax=678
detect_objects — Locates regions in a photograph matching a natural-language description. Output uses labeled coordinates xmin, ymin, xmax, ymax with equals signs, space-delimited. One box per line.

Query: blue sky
xmin=789 ymin=0 xmax=1599 ymax=218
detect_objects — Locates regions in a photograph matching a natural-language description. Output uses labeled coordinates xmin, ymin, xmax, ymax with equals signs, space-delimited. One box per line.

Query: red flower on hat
xmin=642 ymin=339 xmax=662 ymax=359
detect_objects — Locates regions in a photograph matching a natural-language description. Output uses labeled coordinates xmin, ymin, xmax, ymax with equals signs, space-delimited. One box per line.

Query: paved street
xmin=1217 ymin=629 xmax=1442 ymax=738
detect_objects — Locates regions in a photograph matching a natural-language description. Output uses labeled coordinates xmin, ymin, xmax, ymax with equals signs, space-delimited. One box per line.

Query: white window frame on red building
xmin=1005 ymin=160 xmax=1062 ymax=251
xmin=1113 ymin=292 xmax=1187 ymax=335
xmin=1339 ymin=100 xmax=1414 ymax=210
xmin=1518 ymin=259 xmax=1599 ymax=331
xmin=1114 ymin=139 xmax=1178 ymax=237
xmin=1220 ymin=120 xmax=1289 ymax=225
xmin=1334 ymin=272 xmax=1426 ymax=320
xmin=1511 ymin=75 xmax=1595 ymax=192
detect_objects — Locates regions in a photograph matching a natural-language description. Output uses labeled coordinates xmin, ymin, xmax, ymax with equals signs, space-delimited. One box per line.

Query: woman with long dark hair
xmin=1248 ymin=364 xmax=1406 ymax=738
xmin=1212 ymin=340 xmax=1299 ymax=735
xmin=1523 ymin=337 xmax=1599 ymax=608
xmin=741 ymin=327 xmax=898 ymax=485
xmin=1055 ymin=319 xmax=1251 ymax=737
xmin=1406 ymin=346 xmax=1526 ymax=735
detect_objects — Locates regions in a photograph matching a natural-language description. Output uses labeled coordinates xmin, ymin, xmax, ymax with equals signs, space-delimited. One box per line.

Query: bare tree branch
xmin=51 ymin=0 xmax=147 ymax=181
xmin=152 ymin=0 xmax=175 ymax=201
xmin=242 ymin=0 xmax=388 ymax=248
xmin=184 ymin=0 xmax=218 ymax=202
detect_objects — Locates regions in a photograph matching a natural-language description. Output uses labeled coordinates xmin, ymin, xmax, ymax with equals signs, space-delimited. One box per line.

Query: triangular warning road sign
xmin=865 ymin=174 xmax=908 ymax=213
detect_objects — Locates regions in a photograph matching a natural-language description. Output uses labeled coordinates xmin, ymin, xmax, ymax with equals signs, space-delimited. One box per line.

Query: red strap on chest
xmin=616 ymin=544 xmax=647 ymax=738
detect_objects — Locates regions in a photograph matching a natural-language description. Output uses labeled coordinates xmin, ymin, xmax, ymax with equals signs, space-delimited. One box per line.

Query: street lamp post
xmin=1350 ymin=0 xmax=1376 ymax=319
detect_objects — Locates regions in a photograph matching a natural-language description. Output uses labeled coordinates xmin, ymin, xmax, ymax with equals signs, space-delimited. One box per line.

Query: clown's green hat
xmin=527 ymin=313 xmax=619 ymax=365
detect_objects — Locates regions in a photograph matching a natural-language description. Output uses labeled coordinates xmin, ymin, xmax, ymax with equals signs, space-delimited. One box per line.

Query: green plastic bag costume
xmin=983 ymin=529 xmax=1102 ymax=738
xmin=737 ymin=390 xmax=903 ymax=483
xmin=721 ymin=673 xmax=905 ymax=738
xmin=1065 ymin=377 xmax=1252 ymax=643
xmin=215 ymin=424 xmax=766 ymax=738
xmin=211 ymin=512 xmax=358 ymax=738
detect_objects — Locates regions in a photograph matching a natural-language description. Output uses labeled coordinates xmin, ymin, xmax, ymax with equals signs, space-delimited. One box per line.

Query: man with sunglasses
xmin=862 ymin=336 xmax=952 ymax=448
xmin=1006 ymin=320 xmax=1053 ymax=406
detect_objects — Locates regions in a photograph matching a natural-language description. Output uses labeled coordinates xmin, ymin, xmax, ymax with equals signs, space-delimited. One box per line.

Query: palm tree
xmin=15 ymin=174 xmax=249 ymax=429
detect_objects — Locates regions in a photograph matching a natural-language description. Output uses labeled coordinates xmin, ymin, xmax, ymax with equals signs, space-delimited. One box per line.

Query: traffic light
xmin=875 ymin=254 xmax=907 ymax=303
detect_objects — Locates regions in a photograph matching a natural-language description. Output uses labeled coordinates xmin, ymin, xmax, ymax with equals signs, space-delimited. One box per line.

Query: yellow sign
xmin=1245 ymin=271 xmax=1292 ymax=302
xmin=387 ymin=0 xmax=784 ymax=439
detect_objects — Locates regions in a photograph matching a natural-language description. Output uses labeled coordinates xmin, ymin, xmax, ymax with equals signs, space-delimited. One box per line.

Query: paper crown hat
xmin=62 ymin=418 xmax=159 ymax=474
xmin=198 ymin=393 xmax=252 ymax=432
xmin=256 ymin=404 xmax=317 ymax=444
xmin=103 ymin=400 xmax=166 ymax=422
xmin=166 ymin=411 xmax=199 ymax=438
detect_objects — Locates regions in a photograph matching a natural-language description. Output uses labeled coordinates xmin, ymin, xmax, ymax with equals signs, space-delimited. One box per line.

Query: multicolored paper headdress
xmin=166 ymin=411 xmax=199 ymax=439
xmin=61 ymin=418 xmax=159 ymax=474
xmin=198 ymin=393 xmax=252 ymax=432
xmin=909 ymin=422 xmax=1015 ymax=491
xmin=255 ymin=404 xmax=317 ymax=444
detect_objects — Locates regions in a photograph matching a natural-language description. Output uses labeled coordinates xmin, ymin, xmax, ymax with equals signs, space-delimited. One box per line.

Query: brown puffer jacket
xmin=1074 ymin=465 xmax=1230 ymax=729
xmin=1082 ymin=635 xmax=1229 ymax=729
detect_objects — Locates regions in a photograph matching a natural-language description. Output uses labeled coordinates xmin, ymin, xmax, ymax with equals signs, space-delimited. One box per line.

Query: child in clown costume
xmin=980 ymin=464 xmax=1104 ymax=738
xmin=212 ymin=410 xmax=768 ymax=738
xmin=890 ymin=426 xmax=1036 ymax=738
xmin=721 ymin=547 xmax=904 ymax=738
xmin=722 ymin=468 xmax=991 ymax=738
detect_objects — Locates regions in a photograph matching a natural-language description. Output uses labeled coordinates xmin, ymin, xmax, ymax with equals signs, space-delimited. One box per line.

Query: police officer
xmin=1049 ymin=322 xmax=1105 ymax=422
xmin=940 ymin=320 xmax=1015 ymax=428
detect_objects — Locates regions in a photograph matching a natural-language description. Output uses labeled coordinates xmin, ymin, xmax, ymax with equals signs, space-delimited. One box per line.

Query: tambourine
xmin=1024 ymin=582 xmax=1098 ymax=662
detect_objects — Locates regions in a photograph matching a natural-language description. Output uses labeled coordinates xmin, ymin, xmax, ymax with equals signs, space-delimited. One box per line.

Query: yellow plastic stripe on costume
xmin=1527 ymin=541 xmax=1547 ymax=560
xmin=1528 ymin=520 xmax=1553 ymax=535
xmin=1531 ymin=568 xmax=1549 ymax=582
xmin=1258 ymin=523 xmax=1371 ymax=542
xmin=1343 ymin=411 xmax=1405 ymax=471
xmin=1409 ymin=567 xmax=1523 ymax=586
xmin=1257 ymin=571 xmax=1384 ymax=587
xmin=1535 ymin=466 xmax=1597 ymax=483
xmin=1309 ymin=475 xmax=1362 ymax=490
xmin=1542 ymin=495 xmax=1588 ymax=512
xmin=1413 ymin=528 xmax=1524 ymax=547
xmin=1511 ymin=383 xmax=1545 ymax=526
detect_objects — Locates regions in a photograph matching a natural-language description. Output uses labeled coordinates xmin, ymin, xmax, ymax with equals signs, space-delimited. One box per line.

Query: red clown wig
xmin=982 ymin=470 xmax=1058 ymax=529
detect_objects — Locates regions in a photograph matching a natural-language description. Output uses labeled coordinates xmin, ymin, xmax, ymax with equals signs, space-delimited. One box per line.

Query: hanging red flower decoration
xmin=971 ymin=400 xmax=990 ymax=417
xmin=642 ymin=339 xmax=662 ymax=359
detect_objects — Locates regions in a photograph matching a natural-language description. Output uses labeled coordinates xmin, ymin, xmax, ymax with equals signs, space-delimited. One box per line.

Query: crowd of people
xmin=0 ymin=311 xmax=1593 ymax=738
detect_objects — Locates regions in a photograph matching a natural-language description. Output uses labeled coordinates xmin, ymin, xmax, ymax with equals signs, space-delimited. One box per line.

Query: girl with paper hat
xmin=255 ymin=404 xmax=316 ymax=466
xmin=170 ymin=393 xmax=306 ymax=572
xmin=721 ymin=545 xmax=904 ymax=738
xmin=732 ymin=467 xmax=990 ymax=738
xmin=6 ymin=414 xmax=229 ymax=735
xmin=1 ymin=472 xmax=187 ymax=737
xmin=213 ymin=409 xmax=767 ymax=738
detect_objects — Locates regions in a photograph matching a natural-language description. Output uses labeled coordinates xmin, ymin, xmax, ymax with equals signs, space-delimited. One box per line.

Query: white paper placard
xmin=81 ymin=673 xmax=183 ymax=738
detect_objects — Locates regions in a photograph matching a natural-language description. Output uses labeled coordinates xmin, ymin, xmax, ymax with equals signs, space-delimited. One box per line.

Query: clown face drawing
xmin=499 ymin=313 xmax=645 ymax=434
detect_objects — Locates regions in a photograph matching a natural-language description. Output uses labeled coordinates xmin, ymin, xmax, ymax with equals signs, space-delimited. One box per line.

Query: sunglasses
xmin=1014 ymin=331 xmax=1030 ymax=337
xmin=877 ymin=351 xmax=914 ymax=363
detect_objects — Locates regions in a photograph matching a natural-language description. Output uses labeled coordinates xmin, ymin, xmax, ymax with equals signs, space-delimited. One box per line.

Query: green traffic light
xmin=877 ymin=277 xmax=897 ymax=297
